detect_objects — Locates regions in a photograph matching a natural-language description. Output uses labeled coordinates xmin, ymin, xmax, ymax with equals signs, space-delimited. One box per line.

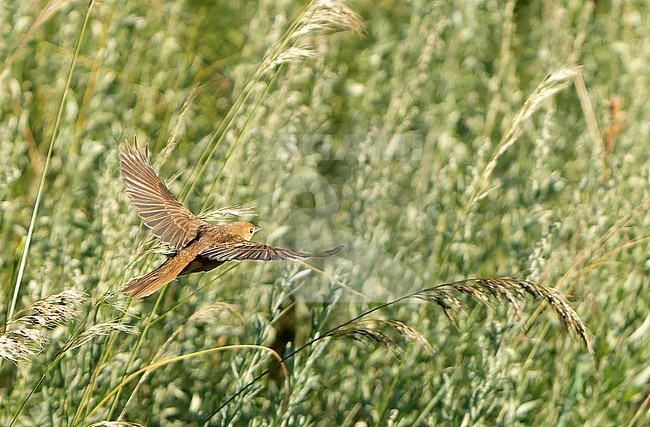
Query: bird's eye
xmin=249 ymin=227 xmax=254 ymax=234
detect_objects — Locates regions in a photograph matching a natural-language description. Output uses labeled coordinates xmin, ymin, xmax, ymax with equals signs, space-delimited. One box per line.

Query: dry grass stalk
xmin=116 ymin=303 xmax=242 ymax=419
xmin=602 ymin=94 xmax=625 ymax=179
xmin=88 ymin=421 xmax=143 ymax=427
xmin=0 ymin=0 xmax=69 ymax=81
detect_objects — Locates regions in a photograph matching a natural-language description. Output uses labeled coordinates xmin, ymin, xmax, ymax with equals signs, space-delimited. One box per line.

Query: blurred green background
xmin=1 ymin=0 xmax=649 ymax=425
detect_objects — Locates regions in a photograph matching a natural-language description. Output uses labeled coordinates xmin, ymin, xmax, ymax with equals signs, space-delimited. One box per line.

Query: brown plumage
xmin=119 ymin=137 xmax=344 ymax=298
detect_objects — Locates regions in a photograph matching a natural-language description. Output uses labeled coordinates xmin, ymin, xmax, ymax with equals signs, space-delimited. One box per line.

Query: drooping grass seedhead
xmin=216 ymin=276 xmax=593 ymax=420
xmin=509 ymin=65 xmax=583 ymax=134
xmin=329 ymin=318 xmax=432 ymax=355
xmin=418 ymin=277 xmax=594 ymax=357
xmin=0 ymin=332 xmax=46 ymax=364
xmin=0 ymin=290 xmax=138 ymax=369
xmin=267 ymin=40 xmax=319 ymax=70
xmin=0 ymin=289 xmax=87 ymax=364
xmin=64 ymin=321 xmax=138 ymax=352
xmin=14 ymin=289 xmax=87 ymax=328
xmin=294 ymin=0 xmax=365 ymax=37
xmin=264 ymin=0 xmax=364 ymax=71
xmin=480 ymin=64 xmax=583 ymax=188
xmin=322 ymin=278 xmax=591 ymax=358
xmin=330 ymin=326 xmax=402 ymax=355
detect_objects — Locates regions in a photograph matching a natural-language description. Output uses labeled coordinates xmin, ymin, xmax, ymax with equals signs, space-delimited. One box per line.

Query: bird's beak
xmin=254 ymin=226 xmax=261 ymax=233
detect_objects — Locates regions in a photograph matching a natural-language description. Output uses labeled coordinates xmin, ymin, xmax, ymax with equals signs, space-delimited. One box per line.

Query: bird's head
xmin=228 ymin=221 xmax=261 ymax=241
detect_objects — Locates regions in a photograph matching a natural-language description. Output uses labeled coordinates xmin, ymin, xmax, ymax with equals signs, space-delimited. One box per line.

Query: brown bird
xmin=119 ymin=138 xmax=344 ymax=298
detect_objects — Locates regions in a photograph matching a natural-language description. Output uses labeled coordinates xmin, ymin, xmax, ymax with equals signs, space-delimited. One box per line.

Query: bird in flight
xmin=119 ymin=138 xmax=344 ymax=298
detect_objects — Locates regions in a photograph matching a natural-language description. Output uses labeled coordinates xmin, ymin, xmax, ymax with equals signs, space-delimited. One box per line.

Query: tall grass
xmin=1 ymin=0 xmax=649 ymax=426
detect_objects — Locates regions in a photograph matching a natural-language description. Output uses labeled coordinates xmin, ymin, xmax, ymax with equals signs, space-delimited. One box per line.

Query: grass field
xmin=1 ymin=0 xmax=649 ymax=425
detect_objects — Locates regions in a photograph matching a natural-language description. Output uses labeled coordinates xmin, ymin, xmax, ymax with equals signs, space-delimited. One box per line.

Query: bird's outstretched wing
xmin=119 ymin=137 xmax=206 ymax=250
xmin=199 ymin=239 xmax=345 ymax=262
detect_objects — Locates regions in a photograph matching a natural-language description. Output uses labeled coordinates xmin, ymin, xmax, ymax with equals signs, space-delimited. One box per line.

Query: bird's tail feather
xmin=122 ymin=257 xmax=187 ymax=298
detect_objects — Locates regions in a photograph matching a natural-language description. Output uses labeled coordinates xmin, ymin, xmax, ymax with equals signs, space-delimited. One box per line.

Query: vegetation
xmin=1 ymin=0 xmax=648 ymax=425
